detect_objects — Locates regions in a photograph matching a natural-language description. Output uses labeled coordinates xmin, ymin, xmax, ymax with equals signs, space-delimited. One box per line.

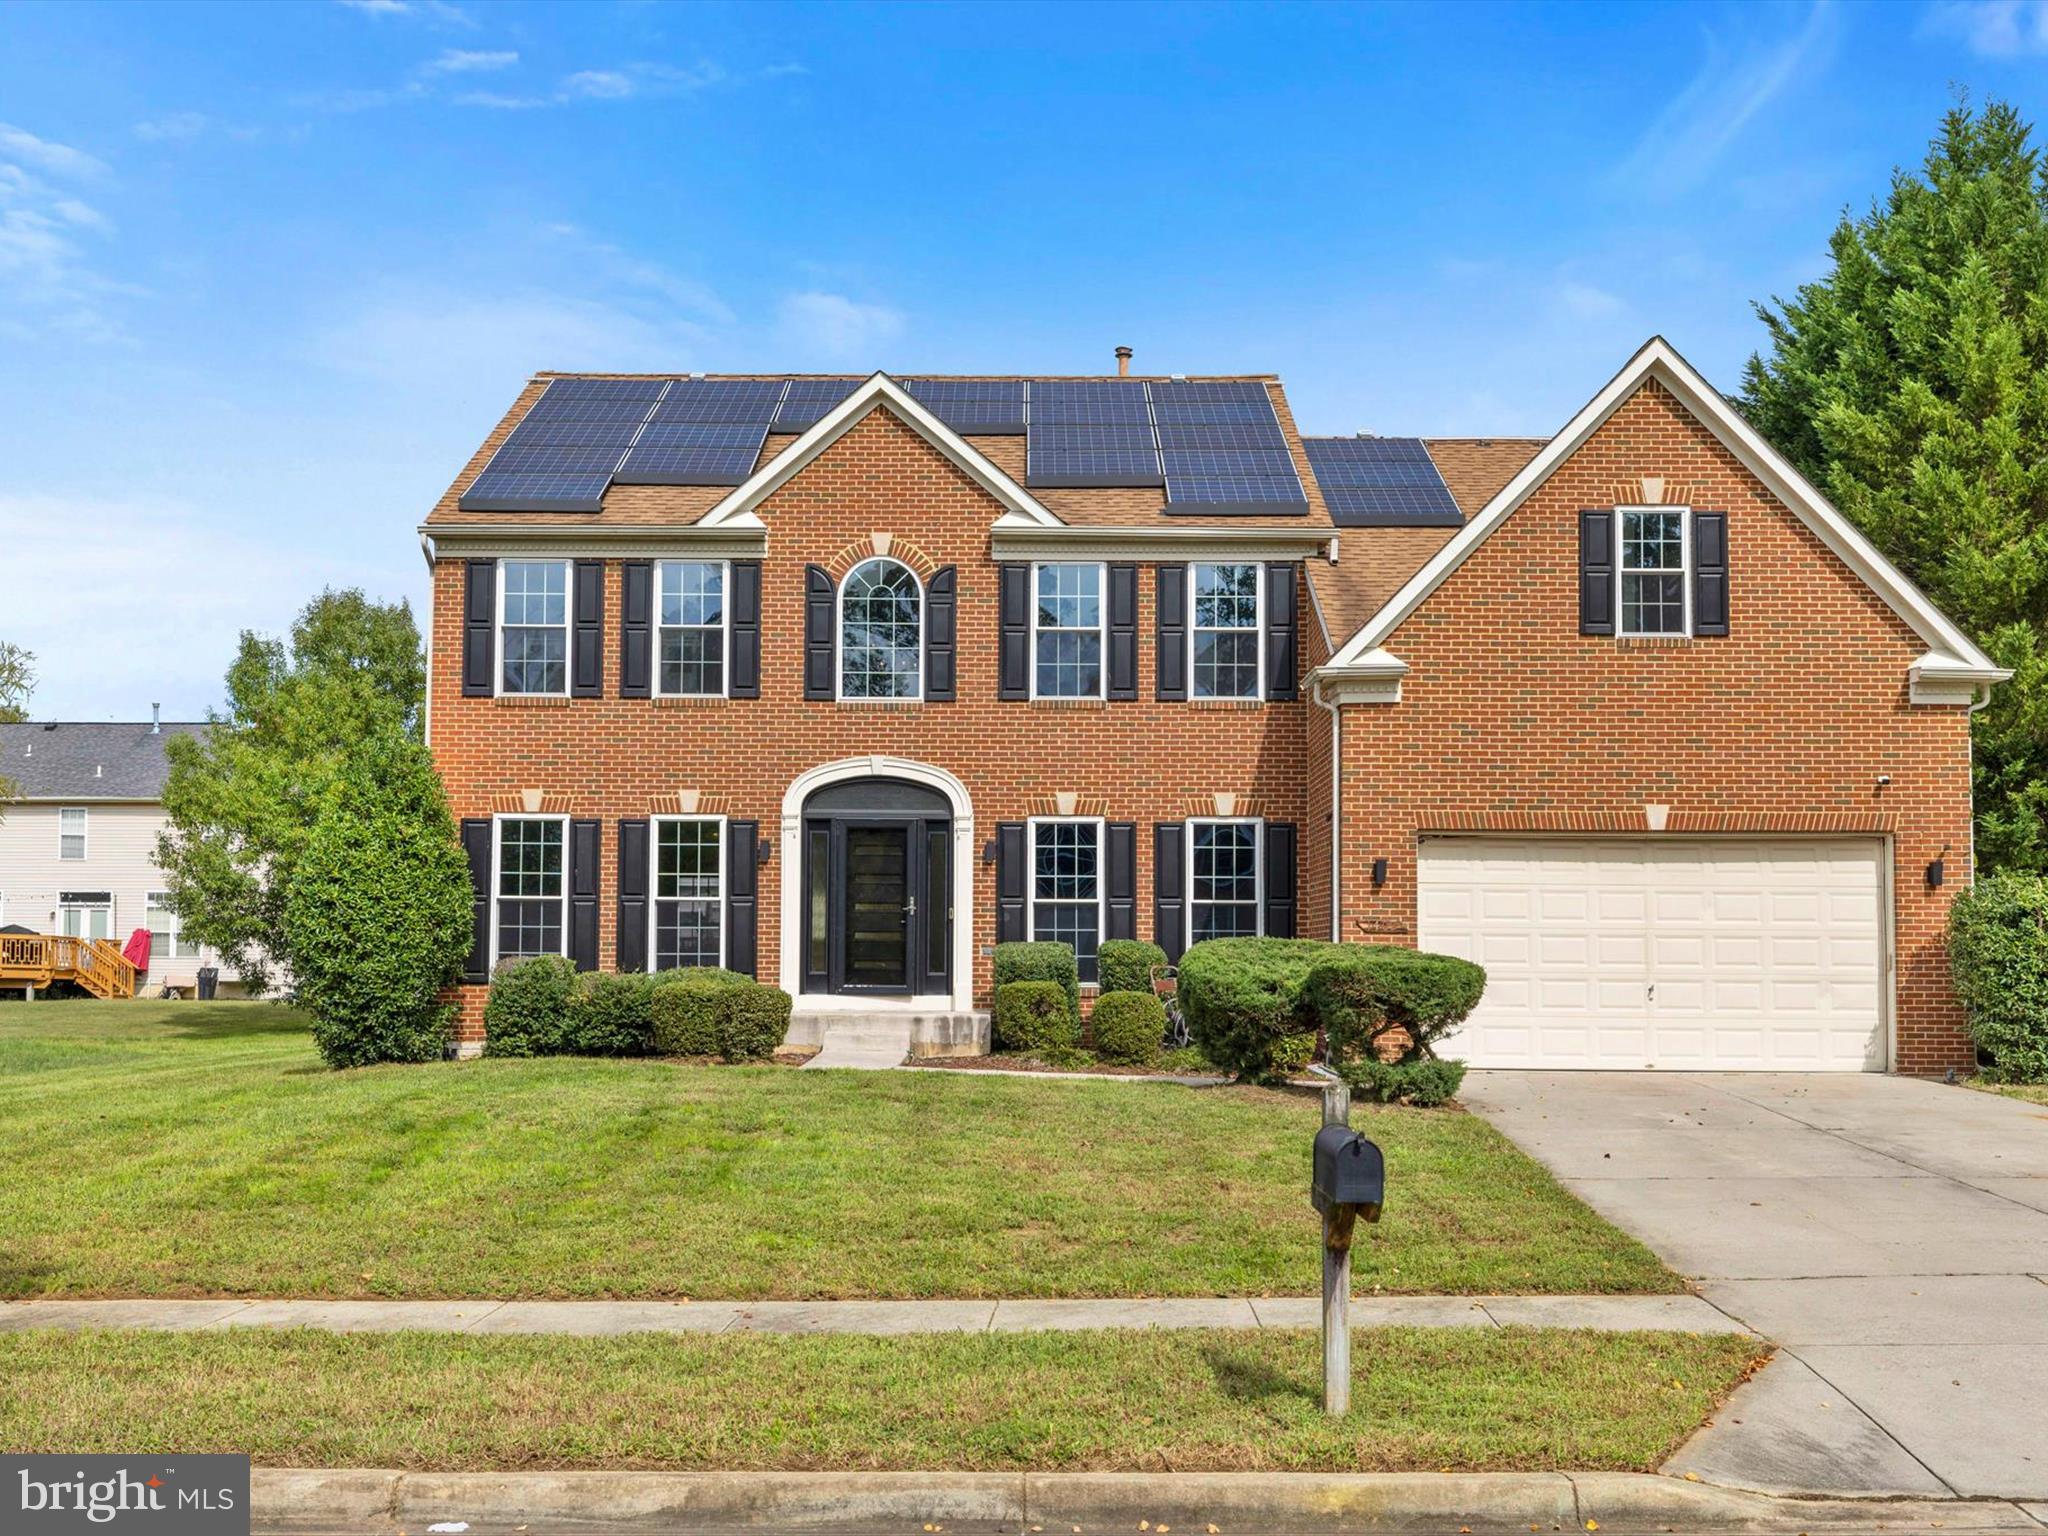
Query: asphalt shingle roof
xmin=0 ymin=721 xmax=209 ymax=800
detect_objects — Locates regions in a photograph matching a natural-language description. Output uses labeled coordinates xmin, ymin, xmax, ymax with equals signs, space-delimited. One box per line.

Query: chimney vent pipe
xmin=1114 ymin=345 xmax=1133 ymax=378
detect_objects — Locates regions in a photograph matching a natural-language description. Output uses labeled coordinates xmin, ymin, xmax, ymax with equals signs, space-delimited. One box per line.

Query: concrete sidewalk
xmin=0 ymin=1291 xmax=1745 ymax=1336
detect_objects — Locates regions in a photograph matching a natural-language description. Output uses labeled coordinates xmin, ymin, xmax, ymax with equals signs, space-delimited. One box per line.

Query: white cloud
xmin=1612 ymin=1 xmax=1836 ymax=196
xmin=562 ymin=69 xmax=636 ymax=100
xmin=1922 ymin=0 xmax=2048 ymax=53
xmin=454 ymin=60 xmax=741 ymax=110
xmin=776 ymin=291 xmax=906 ymax=359
xmin=424 ymin=48 xmax=517 ymax=74
xmin=0 ymin=123 xmax=107 ymax=180
xmin=452 ymin=91 xmax=549 ymax=110
xmin=0 ymin=126 xmax=130 ymax=342
xmin=1553 ymin=281 xmax=1627 ymax=320
xmin=51 ymin=198 xmax=111 ymax=232
xmin=337 ymin=0 xmax=474 ymax=24
xmin=133 ymin=111 xmax=210 ymax=145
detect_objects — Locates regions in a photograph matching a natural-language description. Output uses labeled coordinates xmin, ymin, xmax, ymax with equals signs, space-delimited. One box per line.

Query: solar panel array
xmin=902 ymin=379 xmax=1027 ymax=434
xmin=460 ymin=378 xmax=667 ymax=513
xmin=1302 ymin=436 xmax=1463 ymax=527
xmin=773 ymin=378 xmax=862 ymax=432
xmin=1152 ymin=381 xmax=1307 ymax=514
xmin=614 ymin=380 xmax=784 ymax=486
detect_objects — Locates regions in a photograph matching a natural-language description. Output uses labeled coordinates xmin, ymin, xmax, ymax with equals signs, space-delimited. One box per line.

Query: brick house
xmin=421 ymin=338 xmax=2005 ymax=1073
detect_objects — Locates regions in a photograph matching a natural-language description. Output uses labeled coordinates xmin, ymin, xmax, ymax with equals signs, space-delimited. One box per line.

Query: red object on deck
xmin=122 ymin=928 xmax=151 ymax=972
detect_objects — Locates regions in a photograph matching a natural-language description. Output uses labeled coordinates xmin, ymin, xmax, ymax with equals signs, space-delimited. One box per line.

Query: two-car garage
xmin=1416 ymin=837 xmax=1889 ymax=1071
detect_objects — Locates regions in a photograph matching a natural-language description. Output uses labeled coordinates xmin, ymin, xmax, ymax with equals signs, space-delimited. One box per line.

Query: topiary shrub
xmin=995 ymin=979 xmax=1079 ymax=1053
xmin=1307 ymin=945 xmax=1486 ymax=1105
xmin=1090 ymin=990 xmax=1166 ymax=1065
xmin=649 ymin=970 xmax=753 ymax=1057
xmin=1343 ymin=1056 xmax=1468 ymax=1107
xmin=718 ymin=984 xmax=793 ymax=1063
xmin=282 ymin=736 xmax=474 ymax=1069
xmin=993 ymin=941 xmax=1080 ymax=1028
xmin=1177 ymin=938 xmax=1348 ymax=1083
xmin=1097 ymin=939 xmax=1169 ymax=996
xmin=484 ymin=954 xmax=582 ymax=1057
xmin=566 ymin=970 xmax=662 ymax=1056
xmin=1949 ymin=872 xmax=2048 ymax=1081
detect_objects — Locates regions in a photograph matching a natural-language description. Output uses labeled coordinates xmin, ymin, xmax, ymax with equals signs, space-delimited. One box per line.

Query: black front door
xmin=802 ymin=806 xmax=951 ymax=997
xmin=843 ymin=825 xmax=911 ymax=990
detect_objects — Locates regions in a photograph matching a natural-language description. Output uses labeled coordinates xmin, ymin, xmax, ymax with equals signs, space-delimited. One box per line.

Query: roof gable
xmin=0 ymin=721 xmax=207 ymax=800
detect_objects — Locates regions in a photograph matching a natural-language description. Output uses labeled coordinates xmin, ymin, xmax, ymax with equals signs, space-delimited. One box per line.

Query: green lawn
xmin=0 ymin=1326 xmax=1762 ymax=1472
xmin=0 ymin=1000 xmax=1677 ymax=1299
xmin=1973 ymin=1079 xmax=2048 ymax=1105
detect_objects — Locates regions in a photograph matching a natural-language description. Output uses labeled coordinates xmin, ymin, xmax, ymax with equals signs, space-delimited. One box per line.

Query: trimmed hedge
xmin=995 ymin=979 xmax=1078 ymax=1054
xmin=1090 ymin=990 xmax=1166 ymax=1065
xmin=649 ymin=969 xmax=789 ymax=1062
xmin=993 ymin=942 xmax=1080 ymax=1026
xmin=718 ymin=983 xmax=793 ymax=1063
xmin=1306 ymin=948 xmax=1488 ymax=1064
xmin=1344 ymin=1057 xmax=1468 ymax=1107
xmin=569 ymin=970 xmax=663 ymax=1057
xmin=1097 ymin=939 xmax=1168 ymax=997
xmin=1177 ymin=938 xmax=1349 ymax=1083
xmin=1949 ymin=872 xmax=2048 ymax=1081
xmin=483 ymin=955 xmax=582 ymax=1058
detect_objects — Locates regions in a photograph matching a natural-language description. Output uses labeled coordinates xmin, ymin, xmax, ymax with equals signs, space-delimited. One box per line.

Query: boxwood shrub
xmin=1342 ymin=1057 xmax=1468 ymax=1107
xmin=1090 ymin=990 xmax=1166 ymax=1065
xmin=1177 ymin=938 xmax=1349 ymax=1083
xmin=483 ymin=955 xmax=582 ymax=1058
xmin=567 ymin=970 xmax=663 ymax=1057
xmin=995 ymin=979 xmax=1078 ymax=1053
xmin=993 ymin=941 xmax=1079 ymax=1026
xmin=649 ymin=969 xmax=758 ymax=1058
xmin=1305 ymin=946 xmax=1486 ymax=1106
xmin=1096 ymin=939 xmax=1168 ymax=997
xmin=1949 ymin=872 xmax=2048 ymax=1081
xmin=718 ymin=982 xmax=794 ymax=1063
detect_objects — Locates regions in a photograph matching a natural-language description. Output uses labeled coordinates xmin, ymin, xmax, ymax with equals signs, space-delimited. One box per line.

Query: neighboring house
xmin=420 ymin=338 xmax=2006 ymax=1073
xmin=0 ymin=716 xmax=240 ymax=996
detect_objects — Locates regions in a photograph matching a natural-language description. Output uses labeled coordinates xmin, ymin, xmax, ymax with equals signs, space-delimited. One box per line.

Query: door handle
xmin=905 ymin=895 xmax=917 ymax=916
xmin=1647 ymin=983 xmax=1656 ymax=1002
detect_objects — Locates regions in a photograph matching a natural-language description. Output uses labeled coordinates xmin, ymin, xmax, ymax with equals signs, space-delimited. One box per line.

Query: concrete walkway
xmin=1462 ymin=1071 xmax=2048 ymax=1502
xmin=0 ymin=1291 xmax=1744 ymax=1337
xmin=796 ymin=1019 xmax=910 ymax=1070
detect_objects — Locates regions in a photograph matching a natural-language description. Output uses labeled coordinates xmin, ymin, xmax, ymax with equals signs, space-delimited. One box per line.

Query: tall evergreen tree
xmin=1743 ymin=98 xmax=2048 ymax=871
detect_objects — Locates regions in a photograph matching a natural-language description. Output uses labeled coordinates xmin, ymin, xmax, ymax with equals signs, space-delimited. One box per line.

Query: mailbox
xmin=1311 ymin=1124 xmax=1385 ymax=1222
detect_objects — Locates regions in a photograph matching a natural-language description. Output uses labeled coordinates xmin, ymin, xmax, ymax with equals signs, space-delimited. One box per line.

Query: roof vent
xmin=151 ymin=703 xmax=161 ymax=734
xmin=42 ymin=722 xmax=56 ymax=732
xmin=1115 ymin=345 xmax=1133 ymax=378
xmin=94 ymin=764 xmax=103 ymax=778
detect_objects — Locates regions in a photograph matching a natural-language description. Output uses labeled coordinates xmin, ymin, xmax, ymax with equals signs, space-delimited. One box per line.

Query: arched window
xmin=839 ymin=558 xmax=923 ymax=699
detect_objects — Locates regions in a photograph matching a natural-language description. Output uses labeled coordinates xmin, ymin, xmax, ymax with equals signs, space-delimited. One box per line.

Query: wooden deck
xmin=0 ymin=933 xmax=138 ymax=999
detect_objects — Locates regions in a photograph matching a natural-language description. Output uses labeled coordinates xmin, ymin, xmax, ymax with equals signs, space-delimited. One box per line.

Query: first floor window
xmin=496 ymin=817 xmax=566 ymax=962
xmin=1618 ymin=508 xmax=1687 ymax=636
xmin=1033 ymin=562 xmax=1104 ymax=698
xmin=654 ymin=818 xmax=723 ymax=970
xmin=58 ymin=807 xmax=86 ymax=860
xmin=1192 ymin=563 xmax=1261 ymax=699
xmin=500 ymin=559 xmax=570 ymax=695
xmin=658 ymin=560 xmax=726 ymax=696
xmin=145 ymin=891 xmax=203 ymax=968
xmin=840 ymin=557 xmax=922 ymax=699
xmin=1190 ymin=820 xmax=1261 ymax=944
xmin=1030 ymin=818 xmax=1102 ymax=982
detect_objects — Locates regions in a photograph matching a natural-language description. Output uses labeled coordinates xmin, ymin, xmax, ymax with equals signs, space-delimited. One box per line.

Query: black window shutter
xmin=568 ymin=818 xmax=601 ymax=971
xmin=804 ymin=566 xmax=835 ymax=700
xmin=617 ymin=819 xmax=649 ymax=973
xmin=619 ymin=561 xmax=652 ymax=699
xmin=461 ymin=818 xmax=492 ymax=982
xmin=999 ymin=564 xmax=1030 ymax=700
xmin=926 ymin=566 xmax=957 ymax=701
xmin=1265 ymin=563 xmax=1300 ymax=701
xmin=1263 ymin=821 xmax=1297 ymax=939
xmin=1107 ymin=564 xmax=1138 ymax=700
xmin=1156 ymin=564 xmax=1187 ymax=701
xmin=730 ymin=560 xmax=762 ymax=698
xmin=995 ymin=821 xmax=1027 ymax=942
xmin=726 ymin=820 xmax=759 ymax=977
xmin=1105 ymin=821 xmax=1137 ymax=940
xmin=1579 ymin=510 xmax=1615 ymax=636
xmin=572 ymin=560 xmax=605 ymax=697
xmin=1153 ymin=822 xmax=1186 ymax=961
xmin=1693 ymin=512 xmax=1729 ymax=637
xmin=463 ymin=561 xmax=495 ymax=697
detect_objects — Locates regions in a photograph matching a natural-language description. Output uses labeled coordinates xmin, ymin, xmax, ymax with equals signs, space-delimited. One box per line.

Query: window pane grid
xmin=840 ymin=558 xmax=921 ymax=699
xmin=1034 ymin=563 xmax=1103 ymax=697
xmin=1190 ymin=821 xmax=1260 ymax=943
xmin=496 ymin=817 xmax=565 ymax=962
xmin=1031 ymin=820 xmax=1101 ymax=978
xmin=59 ymin=808 xmax=84 ymax=860
xmin=654 ymin=819 xmax=722 ymax=970
xmin=1619 ymin=511 xmax=1687 ymax=636
xmin=1192 ymin=563 xmax=1260 ymax=699
xmin=501 ymin=560 xmax=569 ymax=694
xmin=658 ymin=561 xmax=725 ymax=696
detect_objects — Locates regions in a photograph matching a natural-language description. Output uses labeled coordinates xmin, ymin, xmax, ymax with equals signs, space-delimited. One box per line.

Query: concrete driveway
xmin=1461 ymin=1072 xmax=2048 ymax=1502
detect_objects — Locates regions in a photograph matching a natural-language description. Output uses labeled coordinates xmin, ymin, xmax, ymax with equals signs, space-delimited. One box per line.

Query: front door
xmin=802 ymin=812 xmax=951 ymax=997
xmin=843 ymin=824 xmax=911 ymax=990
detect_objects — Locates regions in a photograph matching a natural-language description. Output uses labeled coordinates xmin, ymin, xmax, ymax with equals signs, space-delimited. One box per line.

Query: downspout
xmin=1966 ymin=680 xmax=1995 ymax=888
xmin=419 ymin=533 xmax=436 ymax=750
xmin=1314 ymin=676 xmax=1342 ymax=941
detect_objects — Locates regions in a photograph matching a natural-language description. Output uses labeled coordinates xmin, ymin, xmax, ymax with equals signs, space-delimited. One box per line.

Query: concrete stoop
xmin=787 ymin=1010 xmax=990 ymax=1059
xmin=253 ymin=1469 xmax=2048 ymax=1533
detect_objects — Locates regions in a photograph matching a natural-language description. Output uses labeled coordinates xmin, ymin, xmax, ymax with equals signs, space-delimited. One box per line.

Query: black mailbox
xmin=1311 ymin=1125 xmax=1385 ymax=1222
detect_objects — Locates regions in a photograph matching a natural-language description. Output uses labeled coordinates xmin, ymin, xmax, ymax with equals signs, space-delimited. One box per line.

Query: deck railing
xmin=0 ymin=933 xmax=138 ymax=998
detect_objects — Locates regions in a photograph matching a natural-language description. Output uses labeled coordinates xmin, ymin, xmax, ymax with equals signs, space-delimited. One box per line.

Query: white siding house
xmin=0 ymin=720 xmax=240 ymax=995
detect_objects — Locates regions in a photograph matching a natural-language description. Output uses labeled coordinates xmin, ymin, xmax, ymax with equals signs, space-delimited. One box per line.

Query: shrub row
xmin=483 ymin=958 xmax=790 ymax=1064
xmin=1949 ymin=872 xmax=2048 ymax=1082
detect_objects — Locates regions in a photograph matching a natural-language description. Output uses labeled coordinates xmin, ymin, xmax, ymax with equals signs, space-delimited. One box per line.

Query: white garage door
xmin=1416 ymin=838 xmax=1886 ymax=1071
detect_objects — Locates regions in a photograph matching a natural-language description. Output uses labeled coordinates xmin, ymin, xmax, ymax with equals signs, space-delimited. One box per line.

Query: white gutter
xmin=990 ymin=525 xmax=1339 ymax=563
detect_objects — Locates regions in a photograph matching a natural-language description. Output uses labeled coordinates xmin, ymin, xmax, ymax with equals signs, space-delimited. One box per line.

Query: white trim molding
xmin=1310 ymin=648 xmax=1408 ymax=706
xmin=991 ymin=523 xmax=1337 ymax=563
xmin=777 ymin=755 xmax=976 ymax=1012
xmin=420 ymin=526 xmax=770 ymax=559
xmin=1322 ymin=336 xmax=2010 ymax=701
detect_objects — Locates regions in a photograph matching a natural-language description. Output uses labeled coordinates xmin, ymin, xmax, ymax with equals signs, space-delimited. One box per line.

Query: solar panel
xmin=613 ymin=380 xmax=780 ymax=484
xmin=650 ymin=378 xmax=787 ymax=423
xmin=1029 ymin=381 xmax=1153 ymax=424
xmin=1027 ymin=421 xmax=1164 ymax=487
xmin=1150 ymin=380 xmax=1309 ymax=514
xmin=460 ymin=378 xmax=665 ymax=512
xmin=1155 ymin=420 xmax=1288 ymax=452
xmin=901 ymin=379 xmax=1027 ymax=434
xmin=774 ymin=378 xmax=862 ymax=431
xmin=1165 ymin=473 xmax=1310 ymax=510
xmin=1302 ymin=437 xmax=1464 ymax=527
xmin=1149 ymin=380 xmax=1276 ymax=424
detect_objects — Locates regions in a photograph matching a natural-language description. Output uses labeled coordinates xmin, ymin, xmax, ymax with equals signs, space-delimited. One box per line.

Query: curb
xmin=251 ymin=1468 xmax=2048 ymax=1532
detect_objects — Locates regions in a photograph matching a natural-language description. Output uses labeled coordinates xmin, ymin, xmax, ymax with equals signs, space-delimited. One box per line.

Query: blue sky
xmin=1 ymin=0 xmax=2044 ymax=719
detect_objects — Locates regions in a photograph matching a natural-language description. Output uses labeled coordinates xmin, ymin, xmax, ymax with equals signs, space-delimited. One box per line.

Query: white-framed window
xmin=652 ymin=815 xmax=725 ymax=971
xmin=656 ymin=560 xmax=728 ymax=698
xmin=1188 ymin=818 xmax=1262 ymax=946
xmin=838 ymin=557 xmax=923 ymax=701
xmin=1031 ymin=562 xmax=1106 ymax=699
xmin=58 ymin=807 xmax=87 ymax=861
xmin=145 ymin=890 xmax=204 ymax=967
xmin=498 ymin=558 xmax=572 ymax=696
xmin=492 ymin=815 xmax=568 ymax=966
xmin=58 ymin=893 xmax=113 ymax=943
xmin=1616 ymin=507 xmax=1690 ymax=638
xmin=1027 ymin=817 xmax=1104 ymax=983
xmin=1190 ymin=562 xmax=1262 ymax=700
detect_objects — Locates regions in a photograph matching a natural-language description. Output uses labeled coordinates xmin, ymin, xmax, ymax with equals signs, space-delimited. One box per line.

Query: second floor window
xmin=500 ymin=559 xmax=570 ymax=696
xmin=1030 ymin=818 xmax=1102 ymax=983
xmin=58 ymin=807 xmax=86 ymax=860
xmin=1192 ymin=563 xmax=1261 ymax=699
xmin=840 ymin=557 xmax=922 ymax=700
xmin=658 ymin=560 xmax=726 ymax=697
xmin=1618 ymin=509 xmax=1688 ymax=636
xmin=495 ymin=816 xmax=566 ymax=963
xmin=654 ymin=817 xmax=724 ymax=969
xmin=1033 ymin=562 xmax=1104 ymax=698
